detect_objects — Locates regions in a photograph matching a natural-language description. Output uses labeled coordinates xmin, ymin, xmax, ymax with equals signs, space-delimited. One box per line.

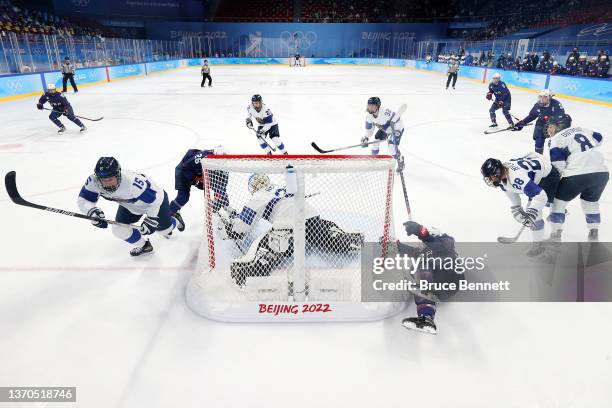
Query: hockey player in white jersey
xmin=77 ymin=157 xmax=177 ymax=256
xmin=245 ymin=94 xmax=288 ymax=155
xmin=361 ymin=97 xmax=405 ymax=168
xmin=545 ymin=114 xmax=609 ymax=241
xmin=481 ymin=153 xmax=560 ymax=254
xmin=215 ymin=166 xmax=364 ymax=286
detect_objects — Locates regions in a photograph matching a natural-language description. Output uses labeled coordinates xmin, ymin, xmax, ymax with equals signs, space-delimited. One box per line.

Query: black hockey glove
xmin=140 ymin=217 xmax=159 ymax=235
xmin=404 ymin=221 xmax=429 ymax=239
xmin=246 ymin=118 xmax=253 ymax=129
xmin=87 ymin=207 xmax=108 ymax=229
xmin=36 ymin=103 xmax=43 ymax=110
xmin=512 ymin=121 xmax=524 ymax=131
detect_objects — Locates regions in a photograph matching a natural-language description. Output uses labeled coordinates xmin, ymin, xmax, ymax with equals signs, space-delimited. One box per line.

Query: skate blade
xmin=402 ymin=321 xmax=437 ymax=335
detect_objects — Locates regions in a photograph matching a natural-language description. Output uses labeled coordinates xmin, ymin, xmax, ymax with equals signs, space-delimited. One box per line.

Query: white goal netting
xmin=186 ymin=155 xmax=405 ymax=321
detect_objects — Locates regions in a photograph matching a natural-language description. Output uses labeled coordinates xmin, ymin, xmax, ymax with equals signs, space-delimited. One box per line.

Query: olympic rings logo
xmin=280 ymin=31 xmax=318 ymax=50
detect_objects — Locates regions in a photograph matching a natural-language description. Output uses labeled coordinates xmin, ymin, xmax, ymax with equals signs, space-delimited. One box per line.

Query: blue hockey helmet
xmin=481 ymin=158 xmax=504 ymax=187
xmin=94 ymin=157 xmax=122 ymax=192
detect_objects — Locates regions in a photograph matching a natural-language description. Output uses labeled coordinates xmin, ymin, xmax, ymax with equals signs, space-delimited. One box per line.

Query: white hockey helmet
xmin=492 ymin=72 xmax=501 ymax=82
xmin=47 ymin=84 xmax=57 ymax=93
xmin=248 ymin=173 xmax=270 ymax=194
xmin=538 ymin=89 xmax=553 ymax=106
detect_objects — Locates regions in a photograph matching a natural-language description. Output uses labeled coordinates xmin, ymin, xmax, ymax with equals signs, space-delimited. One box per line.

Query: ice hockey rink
xmin=1 ymin=65 xmax=612 ymax=407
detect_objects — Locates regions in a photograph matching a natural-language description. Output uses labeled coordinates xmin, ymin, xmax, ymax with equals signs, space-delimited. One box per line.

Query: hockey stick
xmin=311 ymin=139 xmax=380 ymax=154
xmin=311 ymin=104 xmax=407 ymax=154
xmin=497 ymin=225 xmax=526 ymax=244
xmin=42 ymin=107 xmax=103 ymax=122
xmin=396 ymin=164 xmax=413 ymax=222
xmin=484 ymin=122 xmax=532 ymax=135
xmin=249 ymin=127 xmax=277 ymax=152
xmin=5 ymin=171 xmax=141 ymax=230
xmin=497 ymin=203 xmax=534 ymax=243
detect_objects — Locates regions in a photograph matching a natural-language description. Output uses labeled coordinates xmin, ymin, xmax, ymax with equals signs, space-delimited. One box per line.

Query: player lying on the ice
xmin=395 ymin=221 xmax=461 ymax=335
xmin=214 ymin=165 xmax=364 ymax=286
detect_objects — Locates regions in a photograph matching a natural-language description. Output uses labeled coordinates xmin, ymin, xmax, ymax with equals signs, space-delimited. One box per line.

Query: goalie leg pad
xmin=230 ymin=233 xmax=282 ymax=286
xmin=305 ymin=216 xmax=364 ymax=254
xmin=266 ymin=228 xmax=293 ymax=254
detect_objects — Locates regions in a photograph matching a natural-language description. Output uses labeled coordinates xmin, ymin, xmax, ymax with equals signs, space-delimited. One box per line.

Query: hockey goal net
xmin=186 ymin=155 xmax=404 ymax=321
xmin=289 ymin=55 xmax=306 ymax=67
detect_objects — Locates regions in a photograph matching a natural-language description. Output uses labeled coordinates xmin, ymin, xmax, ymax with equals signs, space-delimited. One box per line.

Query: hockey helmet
xmin=537 ymin=89 xmax=553 ymax=106
xmin=492 ymin=72 xmax=501 ymax=83
xmin=366 ymin=96 xmax=381 ymax=114
xmin=248 ymin=173 xmax=270 ymax=194
xmin=545 ymin=114 xmax=572 ymax=137
xmin=481 ymin=158 xmax=504 ymax=187
xmin=47 ymin=84 xmax=57 ymax=94
xmin=251 ymin=94 xmax=263 ymax=111
xmin=94 ymin=157 xmax=122 ymax=192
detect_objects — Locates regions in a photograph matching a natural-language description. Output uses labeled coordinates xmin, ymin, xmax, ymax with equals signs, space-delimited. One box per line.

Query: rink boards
xmin=1 ymin=57 xmax=610 ymax=105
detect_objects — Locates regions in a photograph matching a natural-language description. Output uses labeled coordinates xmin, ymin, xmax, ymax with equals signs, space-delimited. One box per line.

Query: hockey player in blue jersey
xmin=545 ymin=114 xmax=609 ymax=241
xmin=77 ymin=157 xmax=177 ymax=256
xmin=481 ymin=153 xmax=560 ymax=255
xmin=486 ymin=73 xmax=513 ymax=128
xmin=169 ymin=146 xmax=230 ymax=231
xmin=36 ymin=84 xmax=86 ymax=133
xmin=399 ymin=221 xmax=461 ymax=335
xmin=512 ymin=90 xmax=566 ymax=154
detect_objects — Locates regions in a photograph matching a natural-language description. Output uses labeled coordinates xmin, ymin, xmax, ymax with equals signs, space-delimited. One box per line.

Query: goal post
xmin=186 ymin=154 xmax=406 ymax=321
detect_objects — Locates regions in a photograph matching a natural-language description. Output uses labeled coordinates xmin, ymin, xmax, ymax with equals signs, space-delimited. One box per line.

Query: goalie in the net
xmin=214 ymin=166 xmax=364 ymax=286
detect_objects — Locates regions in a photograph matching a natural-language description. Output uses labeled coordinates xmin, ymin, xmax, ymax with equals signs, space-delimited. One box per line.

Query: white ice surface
xmin=1 ymin=65 xmax=611 ymax=407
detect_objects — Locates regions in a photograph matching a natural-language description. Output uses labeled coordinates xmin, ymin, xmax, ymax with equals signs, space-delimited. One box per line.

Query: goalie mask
xmin=248 ymin=173 xmax=270 ymax=194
